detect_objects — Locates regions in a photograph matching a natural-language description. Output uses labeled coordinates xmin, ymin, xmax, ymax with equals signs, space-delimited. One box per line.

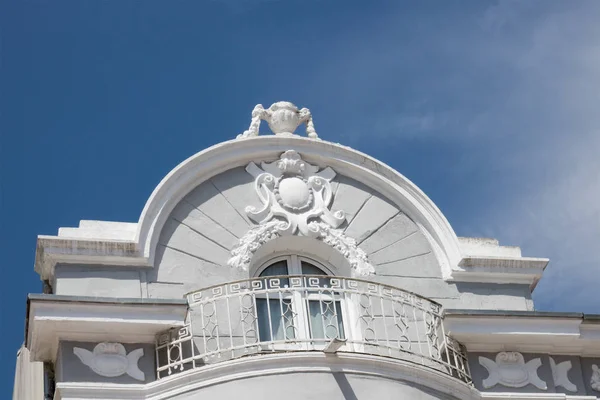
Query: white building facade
xmin=15 ymin=102 xmax=600 ymax=400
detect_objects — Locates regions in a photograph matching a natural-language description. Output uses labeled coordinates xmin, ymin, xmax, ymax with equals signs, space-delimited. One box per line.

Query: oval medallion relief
xmin=276 ymin=177 xmax=313 ymax=211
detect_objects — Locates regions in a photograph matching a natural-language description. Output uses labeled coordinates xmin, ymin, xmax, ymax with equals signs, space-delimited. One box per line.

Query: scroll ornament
xmin=227 ymin=150 xmax=375 ymax=276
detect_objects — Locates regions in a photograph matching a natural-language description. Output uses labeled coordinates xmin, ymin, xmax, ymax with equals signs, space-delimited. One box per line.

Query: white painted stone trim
xmin=480 ymin=394 xmax=596 ymax=400
xmin=590 ymin=364 xmax=600 ymax=391
xmin=58 ymin=221 xmax=138 ymax=241
xmin=26 ymin=297 xmax=187 ymax=362
xmin=54 ymin=351 xmax=478 ymax=400
xmin=33 ymin=137 xmax=461 ymax=281
xmin=35 ymin=136 xmax=547 ymax=289
xmin=458 ymin=237 xmax=522 ymax=258
xmin=237 ymin=102 xmax=319 ymax=139
xmin=73 ymin=343 xmax=145 ymax=381
xmin=479 ymin=352 xmax=546 ymax=389
xmin=450 ymin=256 xmax=548 ymax=289
xmin=444 ymin=314 xmax=600 ymax=355
xmin=550 ymin=357 xmax=577 ymax=392
xmin=227 ymin=150 xmax=375 ymax=276
xmin=13 ymin=345 xmax=44 ymax=400
xmin=52 ymin=351 xmax=599 ymax=400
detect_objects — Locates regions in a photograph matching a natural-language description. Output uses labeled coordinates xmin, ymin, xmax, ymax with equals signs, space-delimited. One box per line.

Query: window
xmin=255 ymin=255 xmax=345 ymax=346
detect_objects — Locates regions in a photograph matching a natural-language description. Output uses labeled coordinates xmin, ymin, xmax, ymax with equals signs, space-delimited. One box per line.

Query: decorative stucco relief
xmin=591 ymin=364 xmax=600 ymax=391
xmin=549 ymin=357 xmax=577 ymax=392
xmin=73 ymin=342 xmax=145 ymax=381
xmin=227 ymin=150 xmax=375 ymax=276
xmin=479 ymin=352 xmax=547 ymax=390
xmin=237 ymin=102 xmax=318 ymax=139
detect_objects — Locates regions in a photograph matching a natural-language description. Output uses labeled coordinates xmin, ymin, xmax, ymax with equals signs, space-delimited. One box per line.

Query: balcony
xmin=155 ymin=275 xmax=471 ymax=384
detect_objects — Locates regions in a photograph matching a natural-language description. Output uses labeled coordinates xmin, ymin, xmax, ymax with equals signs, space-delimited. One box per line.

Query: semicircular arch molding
xmin=138 ymin=136 xmax=461 ymax=280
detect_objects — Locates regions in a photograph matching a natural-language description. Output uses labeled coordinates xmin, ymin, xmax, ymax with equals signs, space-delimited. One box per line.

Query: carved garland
xmin=228 ymin=221 xmax=374 ymax=276
xmin=227 ymin=150 xmax=375 ymax=276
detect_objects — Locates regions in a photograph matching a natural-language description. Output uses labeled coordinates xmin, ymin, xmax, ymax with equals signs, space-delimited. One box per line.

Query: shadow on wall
xmin=333 ymin=371 xmax=359 ymax=400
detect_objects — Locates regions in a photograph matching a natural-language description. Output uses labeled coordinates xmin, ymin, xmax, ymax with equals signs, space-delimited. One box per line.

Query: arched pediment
xmin=143 ymin=136 xmax=461 ymax=295
xmin=36 ymin=134 xmax=546 ymax=307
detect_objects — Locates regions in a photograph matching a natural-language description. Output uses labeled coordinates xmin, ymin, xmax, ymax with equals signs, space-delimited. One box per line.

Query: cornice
xmin=480 ymin=395 xmax=597 ymax=400
xmin=26 ymin=294 xmax=187 ymax=362
xmin=35 ymin=136 xmax=462 ymax=283
xmin=34 ymin=137 xmax=548 ymax=290
xmin=451 ymin=255 xmax=549 ymax=290
xmin=53 ymin=351 xmax=599 ymax=400
xmin=55 ymin=351 xmax=478 ymax=400
xmin=443 ymin=309 xmax=600 ymax=355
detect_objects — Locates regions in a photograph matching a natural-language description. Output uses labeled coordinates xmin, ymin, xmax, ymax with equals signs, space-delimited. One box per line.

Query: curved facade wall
xmin=168 ymin=371 xmax=459 ymax=400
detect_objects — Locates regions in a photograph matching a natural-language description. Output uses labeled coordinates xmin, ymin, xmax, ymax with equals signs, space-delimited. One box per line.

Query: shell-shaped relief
xmin=73 ymin=342 xmax=145 ymax=381
xmin=479 ymin=352 xmax=547 ymax=390
xmin=591 ymin=364 xmax=600 ymax=392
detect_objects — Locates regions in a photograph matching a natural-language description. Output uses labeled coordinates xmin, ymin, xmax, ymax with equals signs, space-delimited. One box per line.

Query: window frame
xmin=254 ymin=255 xmax=350 ymax=350
xmin=255 ymin=254 xmax=335 ymax=277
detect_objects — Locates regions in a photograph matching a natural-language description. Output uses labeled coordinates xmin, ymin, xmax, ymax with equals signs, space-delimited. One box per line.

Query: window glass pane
xmin=308 ymin=300 xmax=345 ymax=340
xmin=260 ymin=260 xmax=290 ymax=288
xmin=257 ymin=298 xmax=296 ymax=342
xmin=260 ymin=260 xmax=289 ymax=276
xmin=301 ymin=261 xmax=327 ymax=275
xmin=301 ymin=261 xmax=331 ymax=287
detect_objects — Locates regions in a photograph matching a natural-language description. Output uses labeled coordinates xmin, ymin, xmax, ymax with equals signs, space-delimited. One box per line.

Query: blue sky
xmin=2 ymin=0 xmax=600 ymax=394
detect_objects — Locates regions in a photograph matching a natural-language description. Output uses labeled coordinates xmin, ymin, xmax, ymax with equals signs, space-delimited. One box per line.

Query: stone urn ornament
xmin=237 ymin=101 xmax=319 ymax=139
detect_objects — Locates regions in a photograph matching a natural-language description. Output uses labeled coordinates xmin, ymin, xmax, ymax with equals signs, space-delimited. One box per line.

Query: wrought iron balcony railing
xmin=155 ymin=275 xmax=471 ymax=384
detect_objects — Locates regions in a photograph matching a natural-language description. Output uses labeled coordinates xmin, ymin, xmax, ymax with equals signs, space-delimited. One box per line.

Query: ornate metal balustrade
xmin=155 ymin=275 xmax=471 ymax=384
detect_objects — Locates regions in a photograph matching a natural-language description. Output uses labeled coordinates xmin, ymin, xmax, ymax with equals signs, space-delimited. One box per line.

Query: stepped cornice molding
xmin=35 ymin=136 xmax=546 ymax=288
xmin=25 ymin=294 xmax=187 ymax=362
xmin=443 ymin=310 xmax=600 ymax=355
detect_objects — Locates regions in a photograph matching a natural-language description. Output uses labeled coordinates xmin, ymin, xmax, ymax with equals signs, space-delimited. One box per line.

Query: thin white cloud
xmin=306 ymin=1 xmax=600 ymax=311
xmin=373 ymin=111 xmax=453 ymax=139
xmin=468 ymin=1 xmax=600 ymax=311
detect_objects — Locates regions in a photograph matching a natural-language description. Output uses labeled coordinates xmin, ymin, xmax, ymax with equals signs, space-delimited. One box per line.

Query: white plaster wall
xmin=12 ymin=345 xmax=44 ymax=400
xmin=47 ymin=162 xmax=533 ymax=310
xmin=168 ymin=371 xmax=458 ymax=400
xmin=149 ymin=165 xmax=533 ymax=310
xmin=150 ymin=167 xmax=443 ymax=299
xmin=54 ymin=265 xmax=143 ymax=297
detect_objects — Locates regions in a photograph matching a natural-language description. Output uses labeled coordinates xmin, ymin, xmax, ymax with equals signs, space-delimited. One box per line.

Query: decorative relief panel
xmin=227 ymin=150 xmax=375 ymax=276
xmin=73 ymin=342 xmax=145 ymax=381
xmin=550 ymin=357 xmax=577 ymax=392
xmin=591 ymin=364 xmax=600 ymax=391
xmin=479 ymin=352 xmax=547 ymax=390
